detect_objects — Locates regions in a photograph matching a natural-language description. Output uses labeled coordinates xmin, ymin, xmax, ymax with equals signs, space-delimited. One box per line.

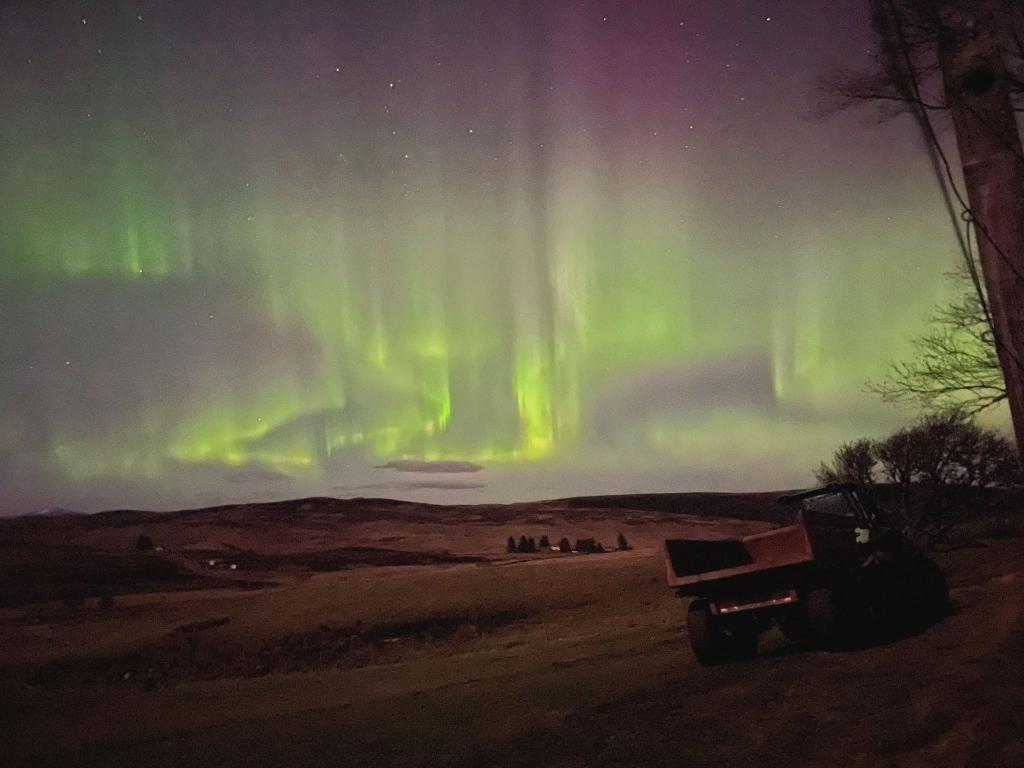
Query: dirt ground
xmin=2 ymin=495 xmax=1022 ymax=767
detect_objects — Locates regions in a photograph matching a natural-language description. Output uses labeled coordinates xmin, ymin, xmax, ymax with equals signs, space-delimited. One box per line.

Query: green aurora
xmin=0 ymin=0 xmax=986 ymax=511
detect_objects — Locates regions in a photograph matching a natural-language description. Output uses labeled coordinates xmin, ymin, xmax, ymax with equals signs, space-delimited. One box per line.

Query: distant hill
xmin=17 ymin=490 xmax=788 ymax=526
xmin=0 ymin=490 xmax=779 ymax=607
xmin=24 ymin=507 xmax=87 ymax=518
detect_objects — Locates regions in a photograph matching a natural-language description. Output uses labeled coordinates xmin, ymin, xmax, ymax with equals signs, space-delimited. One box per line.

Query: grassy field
xmin=2 ymin=495 xmax=1023 ymax=767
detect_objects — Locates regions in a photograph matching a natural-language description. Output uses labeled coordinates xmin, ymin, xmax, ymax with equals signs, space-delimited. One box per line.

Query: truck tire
xmin=861 ymin=561 xmax=901 ymax=634
xmin=778 ymin=608 xmax=813 ymax=642
xmin=687 ymin=600 xmax=758 ymax=665
xmin=726 ymin=623 xmax=759 ymax=660
xmin=805 ymin=587 xmax=841 ymax=644
xmin=687 ymin=600 xmax=721 ymax=665
xmin=907 ymin=555 xmax=950 ymax=625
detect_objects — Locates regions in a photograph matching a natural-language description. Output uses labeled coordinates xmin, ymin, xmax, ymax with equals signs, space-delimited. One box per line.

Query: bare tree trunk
xmin=936 ymin=0 xmax=1024 ymax=454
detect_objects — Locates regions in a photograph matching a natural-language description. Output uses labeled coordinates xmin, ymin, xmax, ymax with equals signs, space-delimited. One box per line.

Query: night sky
xmin=0 ymin=1 xmax=979 ymax=513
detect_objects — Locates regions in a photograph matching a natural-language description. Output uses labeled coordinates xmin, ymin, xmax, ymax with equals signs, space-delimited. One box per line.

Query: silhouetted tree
xmin=506 ymin=536 xmax=517 ymax=553
xmin=517 ymin=535 xmax=535 ymax=554
xmin=814 ymin=438 xmax=878 ymax=486
xmin=558 ymin=537 xmax=571 ymax=553
xmin=867 ymin=272 xmax=1006 ymax=416
xmin=135 ymin=534 xmax=154 ymax=551
xmin=617 ymin=533 xmax=631 ymax=551
xmin=820 ymin=0 xmax=1024 ymax=454
xmin=538 ymin=534 xmax=550 ymax=548
xmin=816 ymin=413 xmax=1021 ymax=546
xmin=876 ymin=426 xmax=919 ymax=513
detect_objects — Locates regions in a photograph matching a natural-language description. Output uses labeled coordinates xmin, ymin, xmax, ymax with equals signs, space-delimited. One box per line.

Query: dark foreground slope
xmin=2 ymin=533 xmax=1022 ymax=767
xmin=2 ymin=492 xmax=1023 ymax=767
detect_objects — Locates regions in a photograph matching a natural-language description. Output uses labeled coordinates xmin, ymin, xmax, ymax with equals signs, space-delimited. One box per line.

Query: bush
xmin=815 ymin=413 xmax=1022 ymax=547
xmin=814 ymin=438 xmax=877 ymax=486
xmin=517 ymin=535 xmax=536 ymax=554
xmin=136 ymin=535 xmax=154 ymax=551
xmin=506 ymin=536 xmax=517 ymax=553
xmin=558 ymin=537 xmax=572 ymax=553
xmin=538 ymin=535 xmax=550 ymax=548
xmin=617 ymin=533 xmax=630 ymax=550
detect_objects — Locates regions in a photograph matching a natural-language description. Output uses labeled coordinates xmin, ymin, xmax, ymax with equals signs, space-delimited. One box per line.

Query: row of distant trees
xmin=815 ymin=412 xmax=1021 ymax=547
xmin=506 ymin=533 xmax=631 ymax=554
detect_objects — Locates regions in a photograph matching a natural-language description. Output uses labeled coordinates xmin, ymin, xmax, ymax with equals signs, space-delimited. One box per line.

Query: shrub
xmin=558 ymin=537 xmax=572 ymax=553
xmin=506 ymin=536 xmax=517 ymax=553
xmin=136 ymin=535 xmax=154 ymax=551
xmin=815 ymin=413 xmax=1022 ymax=547
xmin=617 ymin=533 xmax=630 ymax=550
xmin=538 ymin=534 xmax=550 ymax=548
xmin=517 ymin=535 xmax=535 ymax=553
xmin=814 ymin=438 xmax=877 ymax=486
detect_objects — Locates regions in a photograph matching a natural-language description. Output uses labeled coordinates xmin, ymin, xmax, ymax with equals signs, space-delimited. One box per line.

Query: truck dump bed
xmin=664 ymin=509 xmax=860 ymax=596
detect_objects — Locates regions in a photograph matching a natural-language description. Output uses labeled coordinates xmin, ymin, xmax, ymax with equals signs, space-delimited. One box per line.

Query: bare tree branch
xmin=866 ymin=271 xmax=1007 ymax=415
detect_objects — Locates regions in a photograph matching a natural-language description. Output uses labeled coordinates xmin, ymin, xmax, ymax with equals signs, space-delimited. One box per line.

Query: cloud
xmin=379 ymin=459 xmax=484 ymax=474
xmin=587 ymin=355 xmax=777 ymax=440
xmin=334 ymin=479 xmax=486 ymax=493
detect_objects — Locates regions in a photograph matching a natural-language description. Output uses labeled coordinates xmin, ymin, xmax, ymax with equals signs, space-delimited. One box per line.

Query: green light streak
xmin=1 ymin=109 xmax=958 ymax=487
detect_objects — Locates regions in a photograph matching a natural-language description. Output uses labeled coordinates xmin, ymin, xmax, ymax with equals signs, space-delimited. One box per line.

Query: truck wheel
xmin=778 ymin=612 xmax=812 ymax=642
xmin=726 ymin=623 xmax=759 ymax=660
xmin=862 ymin=562 xmax=901 ymax=634
xmin=687 ymin=601 xmax=757 ymax=665
xmin=687 ymin=600 xmax=723 ymax=666
xmin=805 ymin=587 xmax=841 ymax=644
xmin=908 ymin=555 xmax=950 ymax=625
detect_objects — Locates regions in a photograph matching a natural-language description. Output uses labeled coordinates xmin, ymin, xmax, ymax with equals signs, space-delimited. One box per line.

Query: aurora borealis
xmin=0 ymin=1 xmax=978 ymax=512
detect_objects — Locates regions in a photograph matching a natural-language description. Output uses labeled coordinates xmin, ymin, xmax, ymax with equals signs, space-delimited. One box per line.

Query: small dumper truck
xmin=663 ymin=483 xmax=949 ymax=665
